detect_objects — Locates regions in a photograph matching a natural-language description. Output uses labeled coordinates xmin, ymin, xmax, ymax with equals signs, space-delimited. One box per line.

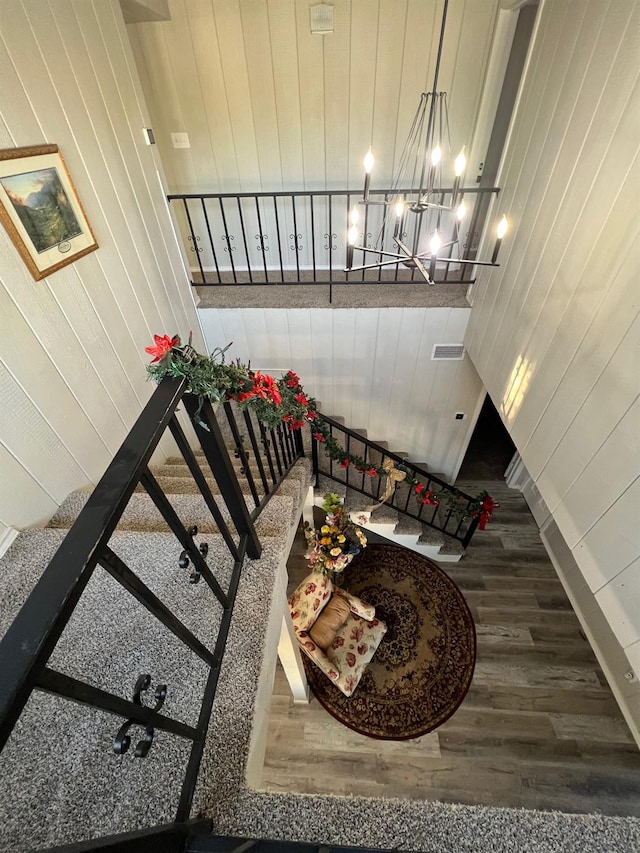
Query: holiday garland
xmin=144 ymin=334 xmax=497 ymax=525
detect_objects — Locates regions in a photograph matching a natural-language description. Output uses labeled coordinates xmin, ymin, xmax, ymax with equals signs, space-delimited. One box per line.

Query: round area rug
xmin=302 ymin=543 xmax=476 ymax=739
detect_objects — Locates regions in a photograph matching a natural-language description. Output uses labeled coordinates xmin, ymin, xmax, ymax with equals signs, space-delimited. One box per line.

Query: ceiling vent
xmin=310 ymin=4 xmax=334 ymax=34
xmin=432 ymin=344 xmax=466 ymax=361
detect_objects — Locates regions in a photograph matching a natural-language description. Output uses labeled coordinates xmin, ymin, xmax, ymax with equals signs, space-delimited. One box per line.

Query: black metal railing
xmin=0 ymin=378 xmax=304 ymax=853
xmin=167 ymin=186 xmax=500 ymax=301
xmin=313 ymin=415 xmax=481 ymax=548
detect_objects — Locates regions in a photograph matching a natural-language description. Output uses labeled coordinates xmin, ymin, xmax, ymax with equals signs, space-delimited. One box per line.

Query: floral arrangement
xmin=144 ymin=333 xmax=495 ymax=524
xmin=303 ymin=493 xmax=367 ymax=577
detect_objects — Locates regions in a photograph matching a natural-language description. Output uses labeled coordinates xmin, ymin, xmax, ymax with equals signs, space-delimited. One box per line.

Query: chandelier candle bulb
xmin=394 ymin=199 xmax=404 ymax=238
xmin=491 ymin=214 xmax=509 ymax=264
xmin=346 ymin=222 xmax=359 ymax=268
xmin=363 ymin=148 xmax=374 ymax=201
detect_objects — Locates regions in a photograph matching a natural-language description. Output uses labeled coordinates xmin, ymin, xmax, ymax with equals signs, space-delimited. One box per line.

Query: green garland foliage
xmin=144 ymin=335 xmax=494 ymax=524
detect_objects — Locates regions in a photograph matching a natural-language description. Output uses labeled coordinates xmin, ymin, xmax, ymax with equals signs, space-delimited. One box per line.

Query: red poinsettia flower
xmin=415 ymin=482 xmax=425 ymax=495
xmin=366 ymin=467 xmax=378 ymax=477
xmin=306 ymin=409 xmax=318 ymax=420
xmin=285 ymin=371 xmax=300 ymax=388
xmin=294 ymin=392 xmax=308 ymax=405
xmin=340 ymin=458 xmax=349 ymax=469
xmin=419 ymin=490 xmax=439 ymax=506
xmin=242 ymin=372 xmax=282 ymax=406
xmin=290 ymin=420 xmax=306 ymax=430
xmin=312 ymin=432 xmax=326 ymax=443
xmin=145 ymin=334 xmax=179 ymax=363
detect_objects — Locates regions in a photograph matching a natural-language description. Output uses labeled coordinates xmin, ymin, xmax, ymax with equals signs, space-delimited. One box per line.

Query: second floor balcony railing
xmin=167 ymin=186 xmax=500 ymax=301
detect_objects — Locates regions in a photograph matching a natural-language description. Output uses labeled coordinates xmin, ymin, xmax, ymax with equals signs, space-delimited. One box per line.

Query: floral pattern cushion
xmin=289 ymin=572 xmax=333 ymax=634
xmin=288 ymin=572 xmax=387 ymax=697
xmin=327 ymin=613 xmax=387 ymax=696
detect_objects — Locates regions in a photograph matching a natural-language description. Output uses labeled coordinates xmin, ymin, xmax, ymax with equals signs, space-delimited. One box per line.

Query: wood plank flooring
xmin=260 ymin=481 xmax=640 ymax=816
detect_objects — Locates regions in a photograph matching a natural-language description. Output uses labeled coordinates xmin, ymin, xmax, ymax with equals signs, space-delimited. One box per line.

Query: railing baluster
xmin=310 ymin=193 xmax=317 ymax=280
xmin=200 ymin=198 xmax=221 ymax=283
xmin=168 ymin=416 xmax=239 ymax=560
xmin=218 ymin=197 xmax=237 ymax=283
xmin=276 ymin=424 xmax=288 ymax=471
xmin=273 ymin=195 xmax=284 ymax=282
xmin=182 ymin=198 xmax=205 ymax=285
xmin=258 ymin=421 xmax=278 ymax=484
xmin=237 ymin=197 xmax=253 ymax=283
xmin=328 ymin=194 xmax=333 ymax=284
xmin=254 ymin=196 xmax=268 ymax=283
xmin=182 ymin=396 xmax=262 ymax=559
xmin=291 ymin=195 xmax=301 ymax=280
xmin=99 ymin=547 xmax=216 ymax=666
xmin=242 ymin=410 xmax=270 ymax=493
xmin=270 ymin=426 xmax=284 ymax=476
xmin=140 ymin=468 xmax=230 ymax=607
xmin=223 ymin=402 xmax=260 ymax=507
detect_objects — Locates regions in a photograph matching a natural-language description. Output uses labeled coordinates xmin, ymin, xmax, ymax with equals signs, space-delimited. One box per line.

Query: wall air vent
xmin=432 ymin=344 xmax=466 ymax=361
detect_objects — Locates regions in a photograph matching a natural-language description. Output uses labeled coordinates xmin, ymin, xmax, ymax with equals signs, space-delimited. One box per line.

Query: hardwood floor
xmin=260 ymin=481 xmax=640 ymax=816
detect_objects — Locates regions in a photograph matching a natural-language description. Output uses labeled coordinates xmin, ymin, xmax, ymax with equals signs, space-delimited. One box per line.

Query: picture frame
xmin=0 ymin=144 xmax=98 ymax=281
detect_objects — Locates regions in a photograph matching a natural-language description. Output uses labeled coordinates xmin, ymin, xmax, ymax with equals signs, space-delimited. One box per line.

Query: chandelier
xmin=345 ymin=0 xmax=508 ymax=285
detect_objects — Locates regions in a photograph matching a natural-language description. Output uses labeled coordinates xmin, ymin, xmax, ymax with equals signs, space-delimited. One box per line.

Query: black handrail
xmin=314 ymin=413 xmax=481 ymax=548
xmin=0 ymin=377 xmax=305 ymax=852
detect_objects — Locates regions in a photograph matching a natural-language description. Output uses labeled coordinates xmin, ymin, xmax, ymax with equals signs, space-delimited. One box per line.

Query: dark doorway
xmin=457 ymin=395 xmax=516 ymax=481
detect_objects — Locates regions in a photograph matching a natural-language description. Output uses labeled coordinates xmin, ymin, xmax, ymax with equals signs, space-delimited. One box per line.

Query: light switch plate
xmin=171 ymin=132 xmax=190 ymax=149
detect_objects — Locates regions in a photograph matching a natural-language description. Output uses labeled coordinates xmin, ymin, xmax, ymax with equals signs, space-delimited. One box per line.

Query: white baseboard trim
xmin=0 ymin=526 xmax=19 ymax=558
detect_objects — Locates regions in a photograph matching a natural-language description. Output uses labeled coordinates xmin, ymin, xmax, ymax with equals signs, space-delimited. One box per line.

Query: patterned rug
xmin=302 ymin=543 xmax=476 ymax=739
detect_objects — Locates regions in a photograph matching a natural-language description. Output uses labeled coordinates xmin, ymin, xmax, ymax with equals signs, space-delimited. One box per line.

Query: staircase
xmin=313 ymin=414 xmax=480 ymax=561
xmin=0 ymin=380 xmax=313 ymax=853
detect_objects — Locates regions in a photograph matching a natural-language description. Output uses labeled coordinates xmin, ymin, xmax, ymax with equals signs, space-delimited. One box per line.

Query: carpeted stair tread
xmin=316 ymin=474 xmax=346 ymax=499
xmin=392 ymin=515 xmax=424 ymax=536
xmin=48 ymin=491 xmax=295 ymax=539
xmin=0 ymin=529 xmax=239 ymax=648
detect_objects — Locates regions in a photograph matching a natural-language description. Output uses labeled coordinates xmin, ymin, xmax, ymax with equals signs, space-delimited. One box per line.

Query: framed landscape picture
xmin=0 ymin=144 xmax=98 ymax=280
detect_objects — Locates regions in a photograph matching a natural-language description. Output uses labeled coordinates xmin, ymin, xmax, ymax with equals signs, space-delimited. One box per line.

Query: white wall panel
xmin=465 ymin=0 xmax=640 ymax=689
xmin=0 ymin=0 xmax=201 ymax=529
xmin=128 ymin=0 xmax=501 ymax=195
xmin=199 ymin=306 xmax=482 ymax=480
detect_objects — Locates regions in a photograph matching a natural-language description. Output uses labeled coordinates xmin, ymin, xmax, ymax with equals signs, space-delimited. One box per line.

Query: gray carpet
xmin=1 ymin=456 xmax=639 ymax=852
xmin=195 ymin=282 xmax=470 ymax=309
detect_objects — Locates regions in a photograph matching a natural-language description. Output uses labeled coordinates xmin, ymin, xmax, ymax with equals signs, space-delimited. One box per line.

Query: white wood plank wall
xmin=0 ymin=0 xmax=203 ymax=530
xmin=465 ymin=0 xmax=640 ymax=692
xmin=199 ymin=306 xmax=484 ymax=480
xmin=127 ymin=0 xmax=500 ymax=194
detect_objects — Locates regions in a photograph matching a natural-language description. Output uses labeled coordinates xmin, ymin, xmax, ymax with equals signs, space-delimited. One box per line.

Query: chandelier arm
xmin=351 ymin=247 xmax=411 ymax=261
xmin=346 ymin=256 xmax=413 ymax=272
